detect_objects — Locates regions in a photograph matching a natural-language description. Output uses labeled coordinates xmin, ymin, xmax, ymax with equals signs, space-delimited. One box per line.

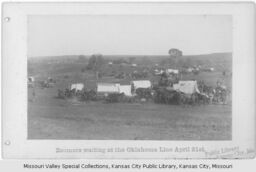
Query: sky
xmin=28 ymin=15 xmax=232 ymax=57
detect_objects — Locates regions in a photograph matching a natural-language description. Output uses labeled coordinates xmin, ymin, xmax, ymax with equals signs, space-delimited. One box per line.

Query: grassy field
xmin=28 ymin=87 xmax=231 ymax=140
xmin=28 ymin=77 xmax=231 ymax=140
xmin=28 ymin=54 xmax=232 ymax=140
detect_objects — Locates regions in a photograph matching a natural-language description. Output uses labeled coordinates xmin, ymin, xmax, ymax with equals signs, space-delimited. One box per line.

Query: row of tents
xmin=154 ymin=69 xmax=179 ymax=75
xmin=70 ymin=80 xmax=200 ymax=97
xmin=70 ymin=80 xmax=152 ymax=97
xmin=154 ymin=67 xmax=215 ymax=76
xmin=29 ymin=75 xmax=200 ymax=97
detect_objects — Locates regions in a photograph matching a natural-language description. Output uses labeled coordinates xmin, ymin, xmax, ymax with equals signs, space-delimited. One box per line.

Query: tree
xmin=86 ymin=54 xmax=105 ymax=79
xmin=168 ymin=48 xmax=183 ymax=58
xmin=87 ymin=54 xmax=104 ymax=70
xmin=168 ymin=48 xmax=183 ymax=69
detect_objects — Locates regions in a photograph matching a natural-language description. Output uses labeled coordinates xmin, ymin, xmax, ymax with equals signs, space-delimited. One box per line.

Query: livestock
xmin=213 ymin=86 xmax=229 ymax=104
xmin=193 ymin=92 xmax=211 ymax=105
xmin=105 ymin=93 xmax=125 ymax=103
xmin=57 ymin=88 xmax=97 ymax=101
xmin=198 ymin=81 xmax=214 ymax=95
xmin=153 ymin=87 xmax=182 ymax=105
xmin=158 ymin=72 xmax=179 ymax=87
xmin=135 ymin=88 xmax=152 ymax=99
xmin=80 ymin=89 xmax=97 ymax=101
xmin=39 ymin=78 xmax=55 ymax=89
xmin=179 ymin=92 xmax=209 ymax=106
xmin=59 ymin=88 xmax=76 ymax=98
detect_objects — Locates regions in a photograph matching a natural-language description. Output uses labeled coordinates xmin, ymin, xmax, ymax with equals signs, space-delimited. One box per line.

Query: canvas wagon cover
xmin=97 ymin=83 xmax=120 ymax=93
xmin=173 ymin=80 xmax=200 ymax=94
xmin=70 ymin=83 xmax=84 ymax=91
xmin=119 ymin=85 xmax=132 ymax=96
xmin=131 ymin=80 xmax=151 ymax=89
xmin=166 ymin=69 xmax=179 ymax=74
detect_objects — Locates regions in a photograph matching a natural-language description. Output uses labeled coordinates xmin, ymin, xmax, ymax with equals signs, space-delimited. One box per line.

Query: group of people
xmin=198 ymin=80 xmax=230 ymax=105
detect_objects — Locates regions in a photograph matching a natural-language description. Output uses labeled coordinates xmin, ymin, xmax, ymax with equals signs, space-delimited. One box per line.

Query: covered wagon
xmin=70 ymin=83 xmax=84 ymax=91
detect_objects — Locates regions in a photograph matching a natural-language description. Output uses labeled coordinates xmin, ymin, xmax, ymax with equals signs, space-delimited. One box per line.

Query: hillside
xmin=29 ymin=52 xmax=232 ymax=64
xmin=28 ymin=52 xmax=232 ymax=76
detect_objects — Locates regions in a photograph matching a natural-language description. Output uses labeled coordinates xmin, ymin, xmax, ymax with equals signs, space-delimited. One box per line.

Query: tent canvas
xmin=70 ymin=83 xmax=84 ymax=91
xmin=173 ymin=81 xmax=200 ymax=94
xmin=119 ymin=85 xmax=132 ymax=96
xmin=131 ymin=80 xmax=151 ymax=90
xmin=166 ymin=69 xmax=179 ymax=74
xmin=97 ymin=83 xmax=120 ymax=93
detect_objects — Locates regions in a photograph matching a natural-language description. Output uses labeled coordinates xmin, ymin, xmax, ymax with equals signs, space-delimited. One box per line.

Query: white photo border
xmin=2 ymin=2 xmax=255 ymax=159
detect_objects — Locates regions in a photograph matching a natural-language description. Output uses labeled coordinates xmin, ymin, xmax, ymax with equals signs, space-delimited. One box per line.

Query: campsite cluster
xmin=28 ymin=67 xmax=230 ymax=106
xmin=57 ymin=72 xmax=229 ymax=105
xmin=28 ymin=49 xmax=231 ymax=106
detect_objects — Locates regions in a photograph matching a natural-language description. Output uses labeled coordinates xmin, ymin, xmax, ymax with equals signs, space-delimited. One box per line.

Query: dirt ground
xmin=28 ymin=87 xmax=231 ymax=140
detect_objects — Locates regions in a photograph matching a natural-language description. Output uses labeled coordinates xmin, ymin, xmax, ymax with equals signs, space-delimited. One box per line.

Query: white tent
xmin=131 ymin=80 xmax=152 ymax=90
xmin=97 ymin=83 xmax=120 ymax=93
xmin=155 ymin=69 xmax=164 ymax=75
xmin=70 ymin=83 xmax=84 ymax=91
xmin=173 ymin=80 xmax=200 ymax=94
xmin=166 ymin=69 xmax=179 ymax=74
xmin=97 ymin=83 xmax=133 ymax=96
xmin=119 ymin=85 xmax=132 ymax=96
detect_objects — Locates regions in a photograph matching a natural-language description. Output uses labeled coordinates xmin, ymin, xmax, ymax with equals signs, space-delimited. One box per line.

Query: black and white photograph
xmin=27 ymin=15 xmax=232 ymax=140
xmin=2 ymin=2 xmax=255 ymax=161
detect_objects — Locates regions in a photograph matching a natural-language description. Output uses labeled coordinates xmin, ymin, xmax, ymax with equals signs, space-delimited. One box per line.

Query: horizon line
xmin=28 ymin=52 xmax=232 ymax=59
